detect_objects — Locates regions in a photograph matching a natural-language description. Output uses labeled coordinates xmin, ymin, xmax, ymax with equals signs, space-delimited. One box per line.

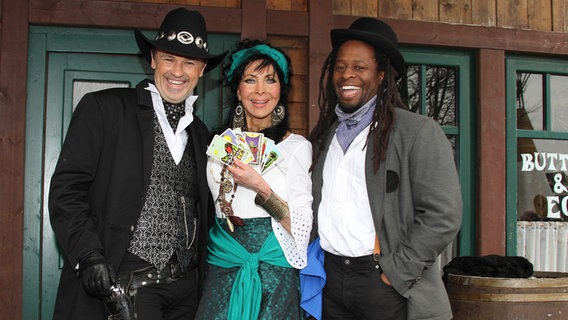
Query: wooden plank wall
xmin=269 ymin=36 xmax=309 ymax=136
xmin=268 ymin=0 xmax=307 ymax=11
xmin=105 ymin=0 xmax=567 ymax=32
xmin=129 ymin=0 xmax=240 ymax=7
xmin=0 ymin=0 xmax=28 ymax=317
xmin=332 ymin=0 xmax=567 ymax=32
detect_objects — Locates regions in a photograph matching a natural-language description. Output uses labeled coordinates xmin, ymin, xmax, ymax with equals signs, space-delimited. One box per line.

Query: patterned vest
xmin=128 ymin=117 xmax=198 ymax=271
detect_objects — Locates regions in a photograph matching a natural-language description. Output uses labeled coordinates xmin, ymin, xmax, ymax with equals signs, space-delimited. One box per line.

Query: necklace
xmin=217 ymin=165 xmax=244 ymax=232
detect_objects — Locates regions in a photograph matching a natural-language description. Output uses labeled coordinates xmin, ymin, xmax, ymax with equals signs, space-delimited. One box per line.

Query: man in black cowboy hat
xmin=309 ymin=17 xmax=462 ymax=319
xmin=49 ymin=8 xmax=226 ymax=320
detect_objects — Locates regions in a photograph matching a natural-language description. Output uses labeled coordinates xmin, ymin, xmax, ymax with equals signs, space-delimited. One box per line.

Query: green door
xmin=23 ymin=26 xmax=237 ymax=319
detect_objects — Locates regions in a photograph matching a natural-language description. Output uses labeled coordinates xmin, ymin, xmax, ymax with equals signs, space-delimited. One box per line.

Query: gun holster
xmin=104 ymin=285 xmax=136 ymax=320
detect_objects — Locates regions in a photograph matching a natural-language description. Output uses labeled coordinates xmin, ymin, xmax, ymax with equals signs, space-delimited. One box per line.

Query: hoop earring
xmin=271 ymin=104 xmax=285 ymax=126
xmin=232 ymin=102 xmax=246 ymax=129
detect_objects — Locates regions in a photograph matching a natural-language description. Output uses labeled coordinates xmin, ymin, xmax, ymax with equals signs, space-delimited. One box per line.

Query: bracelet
xmin=254 ymin=191 xmax=290 ymax=221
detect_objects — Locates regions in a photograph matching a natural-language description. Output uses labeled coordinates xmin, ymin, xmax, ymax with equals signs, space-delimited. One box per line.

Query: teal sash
xmin=207 ymin=218 xmax=292 ymax=320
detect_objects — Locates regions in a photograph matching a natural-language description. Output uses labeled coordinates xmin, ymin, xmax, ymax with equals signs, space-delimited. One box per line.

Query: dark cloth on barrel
xmin=443 ymin=255 xmax=534 ymax=282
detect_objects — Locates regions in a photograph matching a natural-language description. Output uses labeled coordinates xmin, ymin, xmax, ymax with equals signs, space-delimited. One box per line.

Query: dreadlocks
xmin=309 ymin=48 xmax=407 ymax=173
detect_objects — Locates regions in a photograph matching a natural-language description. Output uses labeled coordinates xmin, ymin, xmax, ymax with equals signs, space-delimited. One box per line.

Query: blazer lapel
xmin=187 ymin=122 xmax=209 ymax=215
xmin=135 ymin=80 xmax=156 ymax=190
xmin=365 ymin=134 xmax=387 ymax=236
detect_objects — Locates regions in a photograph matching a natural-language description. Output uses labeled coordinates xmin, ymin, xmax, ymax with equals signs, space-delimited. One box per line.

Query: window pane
xmin=403 ymin=65 xmax=420 ymax=113
xmin=517 ymin=138 xmax=568 ymax=221
xmin=447 ymin=135 xmax=458 ymax=166
xmin=516 ymin=73 xmax=543 ymax=130
xmin=517 ymin=139 xmax=568 ymax=272
xmin=425 ymin=66 xmax=456 ymax=126
xmin=550 ymin=75 xmax=568 ymax=132
xmin=401 ymin=65 xmax=457 ymax=127
xmin=73 ymin=80 xmax=130 ymax=110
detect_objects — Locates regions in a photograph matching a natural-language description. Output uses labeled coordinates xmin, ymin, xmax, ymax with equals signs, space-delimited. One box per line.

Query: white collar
xmin=144 ymin=83 xmax=197 ymax=134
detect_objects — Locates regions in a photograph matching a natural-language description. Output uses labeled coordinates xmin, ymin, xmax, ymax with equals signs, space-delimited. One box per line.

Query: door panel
xmin=42 ymin=52 xmax=152 ymax=319
xmin=24 ymin=26 xmax=237 ymax=319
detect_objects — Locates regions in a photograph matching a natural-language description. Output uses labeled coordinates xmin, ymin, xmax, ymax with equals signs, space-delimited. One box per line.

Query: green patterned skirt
xmin=195 ymin=217 xmax=302 ymax=320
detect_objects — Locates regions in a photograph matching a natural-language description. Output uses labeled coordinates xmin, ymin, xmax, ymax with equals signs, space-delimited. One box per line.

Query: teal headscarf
xmin=226 ymin=44 xmax=290 ymax=84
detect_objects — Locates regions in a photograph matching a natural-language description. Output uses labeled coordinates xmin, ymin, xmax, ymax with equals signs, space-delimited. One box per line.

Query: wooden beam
xmin=267 ymin=10 xmax=308 ymax=36
xmin=333 ymin=15 xmax=568 ymax=56
xmin=241 ymin=0 xmax=267 ymax=40
xmin=29 ymin=2 xmax=242 ymax=33
xmin=477 ymin=49 xmax=507 ymax=255
xmin=308 ymin=0 xmax=333 ymax=132
xmin=0 ymin=0 xmax=28 ymax=318
xmin=28 ymin=2 xmax=568 ymax=55
xmin=25 ymin=0 xmax=568 ymax=55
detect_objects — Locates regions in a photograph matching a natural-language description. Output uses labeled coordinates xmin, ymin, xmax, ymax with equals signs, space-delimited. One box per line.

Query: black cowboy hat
xmin=135 ymin=8 xmax=227 ymax=73
xmin=331 ymin=17 xmax=405 ymax=77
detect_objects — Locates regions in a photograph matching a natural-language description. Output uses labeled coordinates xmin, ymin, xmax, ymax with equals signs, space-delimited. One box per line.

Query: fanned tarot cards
xmin=206 ymin=128 xmax=282 ymax=174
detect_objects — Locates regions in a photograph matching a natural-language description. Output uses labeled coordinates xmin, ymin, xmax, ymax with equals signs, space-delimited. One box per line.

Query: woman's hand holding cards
xmin=227 ymin=158 xmax=272 ymax=200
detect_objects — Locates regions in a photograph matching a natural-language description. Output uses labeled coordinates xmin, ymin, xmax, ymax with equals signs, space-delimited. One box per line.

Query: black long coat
xmin=48 ymin=79 xmax=213 ymax=319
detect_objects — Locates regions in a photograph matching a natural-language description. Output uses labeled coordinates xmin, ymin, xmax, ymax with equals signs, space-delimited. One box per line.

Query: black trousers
xmin=322 ymin=252 xmax=407 ymax=320
xmin=118 ymin=252 xmax=199 ymax=320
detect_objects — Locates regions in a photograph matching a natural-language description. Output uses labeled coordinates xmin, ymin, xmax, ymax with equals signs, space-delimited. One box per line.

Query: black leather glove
xmin=79 ymin=251 xmax=117 ymax=298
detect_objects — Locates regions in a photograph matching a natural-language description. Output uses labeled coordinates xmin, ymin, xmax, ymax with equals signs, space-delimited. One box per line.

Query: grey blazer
xmin=312 ymin=108 xmax=462 ymax=320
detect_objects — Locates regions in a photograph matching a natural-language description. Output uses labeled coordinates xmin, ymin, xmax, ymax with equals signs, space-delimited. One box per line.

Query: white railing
xmin=517 ymin=221 xmax=568 ymax=272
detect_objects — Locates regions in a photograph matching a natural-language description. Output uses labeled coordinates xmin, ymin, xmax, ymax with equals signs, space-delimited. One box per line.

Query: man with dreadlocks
xmin=308 ymin=17 xmax=462 ymax=320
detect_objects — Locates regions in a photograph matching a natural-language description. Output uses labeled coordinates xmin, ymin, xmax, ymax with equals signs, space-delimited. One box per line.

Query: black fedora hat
xmin=135 ymin=8 xmax=227 ymax=73
xmin=331 ymin=17 xmax=405 ymax=77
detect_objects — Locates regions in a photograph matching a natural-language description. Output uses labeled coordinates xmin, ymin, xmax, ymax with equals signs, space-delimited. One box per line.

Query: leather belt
xmin=118 ymin=259 xmax=187 ymax=294
xmin=324 ymin=251 xmax=382 ymax=272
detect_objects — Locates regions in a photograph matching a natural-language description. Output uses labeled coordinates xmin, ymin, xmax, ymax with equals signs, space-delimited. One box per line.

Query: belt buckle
xmin=372 ymin=253 xmax=381 ymax=262
xmin=169 ymin=260 xmax=181 ymax=279
xmin=372 ymin=253 xmax=382 ymax=272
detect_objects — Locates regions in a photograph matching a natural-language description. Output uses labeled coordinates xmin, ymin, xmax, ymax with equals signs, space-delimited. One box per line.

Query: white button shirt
xmin=146 ymin=83 xmax=198 ymax=164
xmin=318 ymin=126 xmax=376 ymax=257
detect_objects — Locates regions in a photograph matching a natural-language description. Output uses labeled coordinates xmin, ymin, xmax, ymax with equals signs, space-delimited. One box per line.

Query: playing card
xmin=257 ymin=136 xmax=267 ymax=167
xmin=206 ymin=134 xmax=251 ymax=166
xmin=219 ymin=128 xmax=241 ymax=147
xmin=220 ymin=128 xmax=254 ymax=163
xmin=244 ymin=132 xmax=264 ymax=165
xmin=260 ymin=138 xmax=275 ymax=168
xmin=261 ymin=143 xmax=283 ymax=174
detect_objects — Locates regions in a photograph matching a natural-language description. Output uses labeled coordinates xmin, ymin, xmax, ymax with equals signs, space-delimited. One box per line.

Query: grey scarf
xmin=335 ymin=96 xmax=377 ymax=153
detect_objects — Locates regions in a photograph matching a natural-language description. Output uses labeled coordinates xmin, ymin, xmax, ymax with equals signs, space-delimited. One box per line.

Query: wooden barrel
xmin=445 ymin=272 xmax=568 ymax=319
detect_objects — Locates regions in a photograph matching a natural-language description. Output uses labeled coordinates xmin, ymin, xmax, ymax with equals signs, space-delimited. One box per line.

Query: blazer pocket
xmin=386 ymin=170 xmax=399 ymax=193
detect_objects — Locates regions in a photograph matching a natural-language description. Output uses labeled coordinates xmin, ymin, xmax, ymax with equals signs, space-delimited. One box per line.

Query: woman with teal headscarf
xmin=195 ymin=39 xmax=313 ymax=320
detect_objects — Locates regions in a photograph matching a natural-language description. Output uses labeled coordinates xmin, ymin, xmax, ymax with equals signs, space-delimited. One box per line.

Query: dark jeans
xmin=322 ymin=252 xmax=407 ymax=320
xmin=118 ymin=252 xmax=199 ymax=320
xmin=133 ymin=274 xmax=198 ymax=320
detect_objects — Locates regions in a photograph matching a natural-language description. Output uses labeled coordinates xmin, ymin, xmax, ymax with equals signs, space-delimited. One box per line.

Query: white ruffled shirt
xmin=145 ymin=83 xmax=198 ymax=164
xmin=206 ymin=133 xmax=313 ymax=268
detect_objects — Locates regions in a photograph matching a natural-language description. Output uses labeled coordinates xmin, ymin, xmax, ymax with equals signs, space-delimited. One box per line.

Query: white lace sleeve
xmin=271 ymin=136 xmax=313 ymax=269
